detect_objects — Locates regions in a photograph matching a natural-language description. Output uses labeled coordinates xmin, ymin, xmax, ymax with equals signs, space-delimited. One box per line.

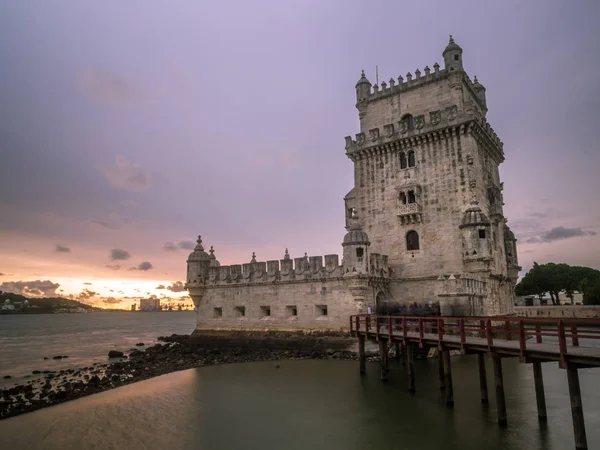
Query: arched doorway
xmin=376 ymin=291 xmax=388 ymax=314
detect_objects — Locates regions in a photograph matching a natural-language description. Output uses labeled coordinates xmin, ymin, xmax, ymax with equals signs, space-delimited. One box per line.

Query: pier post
xmin=400 ymin=343 xmax=406 ymax=365
xmin=532 ymin=361 xmax=547 ymax=421
xmin=379 ymin=340 xmax=389 ymax=381
xmin=438 ymin=350 xmax=446 ymax=390
xmin=492 ymin=355 xmax=507 ymax=425
xmin=358 ymin=335 xmax=366 ymax=375
xmin=395 ymin=342 xmax=401 ymax=363
xmin=407 ymin=344 xmax=415 ymax=392
xmin=567 ymin=364 xmax=588 ymax=449
xmin=477 ymin=353 xmax=488 ymax=403
xmin=443 ymin=350 xmax=454 ymax=406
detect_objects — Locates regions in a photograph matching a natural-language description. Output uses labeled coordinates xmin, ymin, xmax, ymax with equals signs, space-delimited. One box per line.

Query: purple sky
xmin=0 ymin=1 xmax=599 ymax=306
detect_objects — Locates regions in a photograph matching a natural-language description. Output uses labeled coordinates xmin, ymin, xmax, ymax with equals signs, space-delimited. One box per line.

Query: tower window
xmin=286 ymin=305 xmax=298 ymax=317
xmin=454 ymin=55 xmax=459 ymax=61
xmin=316 ymin=305 xmax=328 ymax=317
xmin=400 ymin=152 xmax=407 ymax=169
xmin=408 ymin=150 xmax=415 ymax=168
xmin=213 ymin=307 xmax=223 ymax=318
xmin=356 ymin=248 xmax=364 ymax=258
xmin=478 ymin=229 xmax=486 ymax=239
xmin=234 ymin=306 xmax=246 ymax=317
xmin=260 ymin=306 xmax=271 ymax=317
xmin=399 ymin=192 xmax=407 ymax=204
xmin=406 ymin=230 xmax=420 ymax=251
xmin=408 ymin=191 xmax=416 ymax=204
xmin=347 ymin=207 xmax=357 ymax=219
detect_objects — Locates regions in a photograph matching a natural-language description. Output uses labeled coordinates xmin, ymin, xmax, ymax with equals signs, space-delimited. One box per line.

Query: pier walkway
xmin=350 ymin=314 xmax=600 ymax=450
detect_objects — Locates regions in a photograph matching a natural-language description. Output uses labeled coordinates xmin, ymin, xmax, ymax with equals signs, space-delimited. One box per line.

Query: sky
xmin=1 ymin=1 xmax=599 ymax=309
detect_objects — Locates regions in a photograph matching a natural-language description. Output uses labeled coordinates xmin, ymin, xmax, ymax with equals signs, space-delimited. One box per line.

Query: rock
xmin=52 ymin=356 xmax=63 ymax=360
xmin=43 ymin=357 xmax=48 ymax=360
xmin=3 ymin=375 xmax=11 ymax=379
xmin=32 ymin=370 xmax=41 ymax=375
xmin=136 ymin=343 xmax=145 ymax=346
xmin=275 ymin=364 xmax=280 ymax=369
xmin=108 ymin=350 xmax=124 ymax=358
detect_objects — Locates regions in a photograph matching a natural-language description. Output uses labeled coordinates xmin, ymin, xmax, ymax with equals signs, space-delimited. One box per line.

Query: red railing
xmin=350 ymin=315 xmax=600 ymax=368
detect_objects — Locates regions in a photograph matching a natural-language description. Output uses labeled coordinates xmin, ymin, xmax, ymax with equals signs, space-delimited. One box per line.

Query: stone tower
xmin=343 ymin=36 xmax=520 ymax=316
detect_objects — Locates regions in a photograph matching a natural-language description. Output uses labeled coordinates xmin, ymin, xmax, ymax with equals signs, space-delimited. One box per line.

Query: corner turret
xmin=186 ymin=235 xmax=211 ymax=285
xmin=443 ymin=35 xmax=463 ymax=72
xmin=355 ymin=70 xmax=371 ymax=120
xmin=342 ymin=216 xmax=370 ymax=274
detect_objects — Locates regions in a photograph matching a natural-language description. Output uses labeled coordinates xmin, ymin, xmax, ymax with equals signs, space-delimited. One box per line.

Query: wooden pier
xmin=350 ymin=314 xmax=600 ymax=450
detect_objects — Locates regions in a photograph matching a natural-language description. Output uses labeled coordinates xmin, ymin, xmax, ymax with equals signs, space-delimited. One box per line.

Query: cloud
xmin=178 ymin=240 xmax=195 ymax=250
xmin=106 ymin=265 xmax=121 ymax=271
xmin=91 ymin=214 xmax=132 ymax=230
xmin=0 ymin=280 xmax=60 ymax=297
xmin=167 ymin=281 xmax=186 ymax=292
xmin=83 ymin=282 xmax=92 ymax=285
xmin=163 ymin=241 xmax=178 ymax=252
xmin=111 ymin=248 xmax=131 ymax=261
xmin=101 ymin=155 xmax=151 ymax=192
xmin=78 ymin=289 xmax=97 ymax=300
xmin=130 ymin=261 xmax=153 ymax=271
xmin=156 ymin=284 xmax=166 ymax=290
xmin=526 ymin=227 xmax=597 ymax=244
xmin=54 ymin=244 xmax=71 ymax=253
xmin=164 ymin=240 xmax=195 ymax=251
xmin=78 ymin=69 xmax=142 ymax=105
xmin=0 ymin=273 xmax=5 ymax=276
xmin=102 ymin=297 xmax=122 ymax=305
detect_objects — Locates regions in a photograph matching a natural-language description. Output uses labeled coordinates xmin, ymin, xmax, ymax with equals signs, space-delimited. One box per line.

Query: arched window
xmin=408 ymin=150 xmax=415 ymax=167
xmin=407 ymin=190 xmax=416 ymax=204
xmin=402 ymin=114 xmax=414 ymax=131
xmin=406 ymin=230 xmax=419 ymax=251
xmin=400 ymin=152 xmax=407 ymax=169
xmin=399 ymin=192 xmax=407 ymax=205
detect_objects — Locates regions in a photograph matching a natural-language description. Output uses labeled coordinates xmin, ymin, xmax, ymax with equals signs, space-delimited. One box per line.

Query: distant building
xmin=131 ymin=304 xmax=137 ymax=311
xmin=140 ymin=298 xmax=161 ymax=312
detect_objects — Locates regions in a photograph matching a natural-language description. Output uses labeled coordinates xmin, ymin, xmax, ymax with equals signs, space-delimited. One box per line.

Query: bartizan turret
xmin=443 ymin=35 xmax=463 ymax=72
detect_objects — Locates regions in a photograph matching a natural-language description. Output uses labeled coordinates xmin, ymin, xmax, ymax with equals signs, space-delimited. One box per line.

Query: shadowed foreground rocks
xmin=1 ymin=331 xmax=371 ymax=420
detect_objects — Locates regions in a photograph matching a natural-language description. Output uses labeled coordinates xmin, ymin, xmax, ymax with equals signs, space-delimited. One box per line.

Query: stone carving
xmin=447 ymin=105 xmax=458 ymax=121
xmin=384 ymin=124 xmax=395 ymax=138
xmin=399 ymin=120 xmax=408 ymax=134
xmin=415 ymin=115 xmax=425 ymax=129
xmin=369 ymin=128 xmax=380 ymax=142
xmin=466 ymin=155 xmax=474 ymax=165
xmin=430 ymin=110 xmax=441 ymax=126
xmin=356 ymin=132 xmax=365 ymax=146
xmin=469 ymin=180 xmax=476 ymax=189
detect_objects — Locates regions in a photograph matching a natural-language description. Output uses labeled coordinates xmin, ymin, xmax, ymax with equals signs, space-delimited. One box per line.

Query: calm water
xmin=0 ymin=312 xmax=196 ymax=385
xmin=1 ymin=314 xmax=600 ymax=449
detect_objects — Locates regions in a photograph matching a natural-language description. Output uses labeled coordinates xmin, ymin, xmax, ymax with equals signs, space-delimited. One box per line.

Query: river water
xmin=1 ymin=313 xmax=600 ymax=449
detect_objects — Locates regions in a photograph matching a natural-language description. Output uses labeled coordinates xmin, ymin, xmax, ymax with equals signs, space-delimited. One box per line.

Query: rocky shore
xmin=0 ymin=334 xmax=373 ymax=420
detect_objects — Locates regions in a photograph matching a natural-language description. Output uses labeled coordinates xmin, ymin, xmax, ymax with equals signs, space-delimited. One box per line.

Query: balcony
xmin=397 ymin=202 xmax=422 ymax=224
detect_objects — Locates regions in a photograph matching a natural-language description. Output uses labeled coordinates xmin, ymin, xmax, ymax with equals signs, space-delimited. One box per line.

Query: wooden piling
xmin=492 ymin=355 xmax=507 ymax=425
xmin=477 ymin=353 xmax=488 ymax=403
xmin=358 ymin=335 xmax=366 ymax=375
xmin=438 ymin=350 xmax=446 ymax=391
xmin=407 ymin=344 xmax=415 ymax=392
xmin=395 ymin=342 xmax=401 ymax=363
xmin=567 ymin=364 xmax=588 ymax=449
xmin=532 ymin=361 xmax=547 ymax=421
xmin=443 ymin=350 xmax=454 ymax=406
xmin=379 ymin=340 xmax=389 ymax=381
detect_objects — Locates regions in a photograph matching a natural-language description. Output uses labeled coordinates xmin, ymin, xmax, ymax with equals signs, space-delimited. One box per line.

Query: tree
xmin=515 ymin=263 xmax=600 ymax=306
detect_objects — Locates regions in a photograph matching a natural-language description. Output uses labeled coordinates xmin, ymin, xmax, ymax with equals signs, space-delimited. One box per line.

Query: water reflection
xmin=0 ymin=358 xmax=598 ymax=449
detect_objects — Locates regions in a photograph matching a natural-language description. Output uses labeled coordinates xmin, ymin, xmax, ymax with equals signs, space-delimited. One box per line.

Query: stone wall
xmin=194 ymin=278 xmax=376 ymax=331
xmin=513 ymin=306 xmax=600 ymax=319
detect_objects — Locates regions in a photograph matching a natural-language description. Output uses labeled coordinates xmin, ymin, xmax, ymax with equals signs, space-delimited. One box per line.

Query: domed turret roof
xmin=443 ymin=35 xmax=462 ymax=56
xmin=343 ymin=219 xmax=370 ymax=246
xmin=209 ymin=246 xmax=220 ymax=267
xmin=187 ymin=236 xmax=210 ymax=262
xmin=473 ymin=75 xmax=486 ymax=91
xmin=355 ymin=70 xmax=372 ymax=88
xmin=460 ymin=206 xmax=490 ymax=227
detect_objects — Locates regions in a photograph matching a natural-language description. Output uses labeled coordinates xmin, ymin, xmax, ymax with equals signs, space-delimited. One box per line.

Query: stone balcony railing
xmin=397 ymin=203 xmax=422 ymax=224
